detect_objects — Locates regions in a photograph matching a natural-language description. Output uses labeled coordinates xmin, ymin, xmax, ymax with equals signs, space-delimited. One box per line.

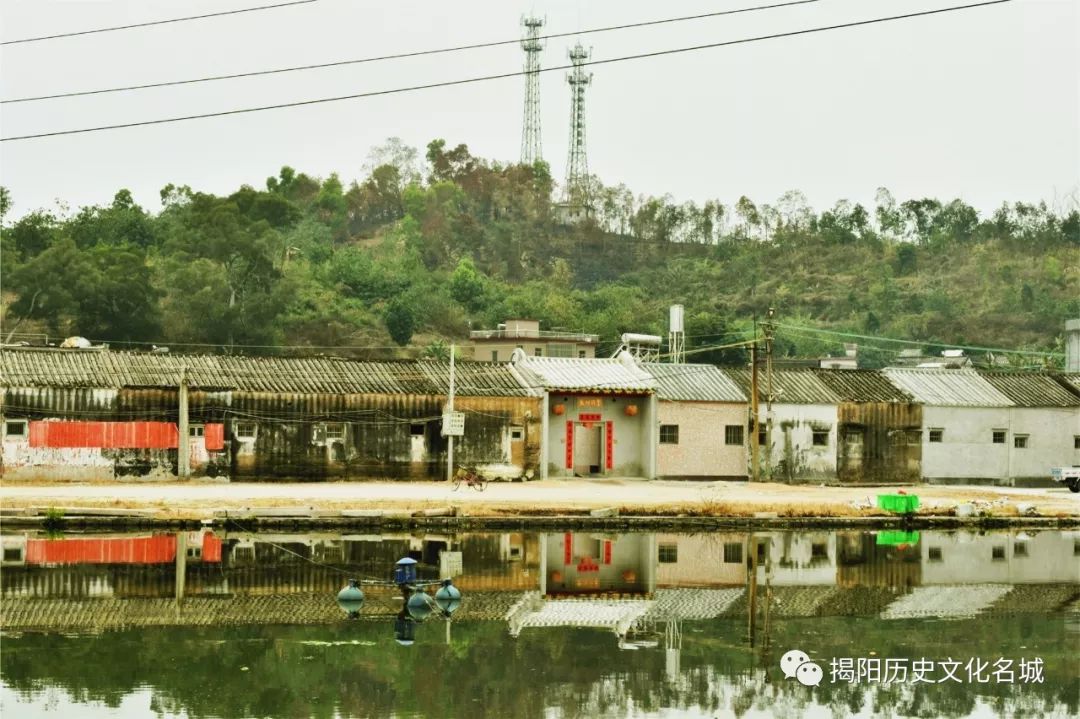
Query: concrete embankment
xmin=1 ymin=479 xmax=1076 ymax=531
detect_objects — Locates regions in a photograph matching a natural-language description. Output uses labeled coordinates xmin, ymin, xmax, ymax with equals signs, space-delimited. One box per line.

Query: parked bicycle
xmin=451 ymin=466 xmax=488 ymax=492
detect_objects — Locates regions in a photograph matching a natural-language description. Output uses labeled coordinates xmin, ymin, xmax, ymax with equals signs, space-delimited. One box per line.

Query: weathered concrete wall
xmin=765 ymin=403 xmax=838 ymax=482
xmin=2 ymin=387 xmax=538 ymax=482
xmin=544 ymin=394 xmax=652 ymax=478
xmin=753 ymin=531 xmax=837 ymax=586
xmin=921 ymin=406 xmax=1011 ymax=480
xmin=656 ymin=401 xmax=747 ymax=479
xmin=227 ymin=393 xmax=540 ymax=481
xmin=836 ymin=402 xmax=922 ymax=484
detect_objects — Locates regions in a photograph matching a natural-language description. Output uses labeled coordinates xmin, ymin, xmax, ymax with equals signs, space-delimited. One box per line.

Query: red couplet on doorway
xmin=605 ymin=421 xmax=614 ymax=470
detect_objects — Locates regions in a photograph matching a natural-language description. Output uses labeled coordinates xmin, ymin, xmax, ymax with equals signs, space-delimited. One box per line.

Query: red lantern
xmin=552 ymin=404 xmax=566 ymax=415
xmin=622 ymin=570 xmax=637 ymax=583
xmin=624 ymin=404 xmax=639 ymax=416
xmin=551 ymin=571 xmax=564 ymax=583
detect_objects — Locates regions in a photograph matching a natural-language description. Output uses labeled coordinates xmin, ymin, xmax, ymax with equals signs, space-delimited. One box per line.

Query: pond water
xmin=1 ymin=527 xmax=1077 ymax=719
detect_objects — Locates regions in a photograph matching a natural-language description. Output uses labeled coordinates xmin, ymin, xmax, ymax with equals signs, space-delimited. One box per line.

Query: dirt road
xmin=1 ymin=479 xmax=1076 ymax=519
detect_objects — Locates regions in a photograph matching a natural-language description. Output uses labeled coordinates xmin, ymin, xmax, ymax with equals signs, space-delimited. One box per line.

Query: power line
xmin=3 ymin=0 xmax=823 ymax=104
xmin=776 ymin=323 xmax=1065 ymax=358
xmin=1 ymin=1 xmax=1014 ymax=143
xmin=1 ymin=0 xmax=321 ymax=46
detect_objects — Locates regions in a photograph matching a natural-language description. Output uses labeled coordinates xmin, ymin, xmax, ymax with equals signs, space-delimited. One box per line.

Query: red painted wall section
xmin=26 ymin=535 xmax=178 ymax=564
xmin=204 ymin=423 xmax=225 ymax=451
xmin=28 ymin=421 xmax=224 ymax=450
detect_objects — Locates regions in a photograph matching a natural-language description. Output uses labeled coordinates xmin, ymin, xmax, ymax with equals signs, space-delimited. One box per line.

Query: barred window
xmin=659 ymin=425 xmax=679 ymax=444
xmin=724 ymin=425 xmax=744 ymax=446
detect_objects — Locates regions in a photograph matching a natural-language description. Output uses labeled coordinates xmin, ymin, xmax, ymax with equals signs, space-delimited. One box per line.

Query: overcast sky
xmin=1 ymin=0 xmax=1077 ymax=220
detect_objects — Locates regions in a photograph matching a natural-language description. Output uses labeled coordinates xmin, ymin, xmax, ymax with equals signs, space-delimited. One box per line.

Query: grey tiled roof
xmin=978 ymin=372 xmax=1080 ymax=407
xmin=512 ymin=354 xmax=656 ymax=394
xmin=723 ymin=368 xmax=841 ymax=405
xmin=0 ymin=348 xmax=535 ymax=397
xmin=641 ymin=363 xmax=746 ymax=402
xmin=812 ymin=369 xmax=914 ymax=403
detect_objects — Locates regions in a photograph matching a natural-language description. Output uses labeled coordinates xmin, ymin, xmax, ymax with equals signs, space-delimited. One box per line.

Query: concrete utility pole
xmin=762 ymin=308 xmax=776 ymax=482
xmin=447 ymin=344 xmax=455 ymax=483
xmin=178 ymin=364 xmax=190 ymax=479
xmin=750 ymin=342 xmax=759 ymax=482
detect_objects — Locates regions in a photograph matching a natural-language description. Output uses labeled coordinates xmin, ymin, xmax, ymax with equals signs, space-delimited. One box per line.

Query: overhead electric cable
xmin=776 ymin=323 xmax=1065 ymax=358
xmin=3 ymin=0 xmax=822 ymax=104
xmin=1 ymin=0 xmax=320 ymax=46
xmin=1 ymin=0 xmax=1013 ymax=142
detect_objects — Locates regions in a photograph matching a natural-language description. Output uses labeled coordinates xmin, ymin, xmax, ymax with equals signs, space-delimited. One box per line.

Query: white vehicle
xmin=1050 ymin=466 xmax=1080 ymax=493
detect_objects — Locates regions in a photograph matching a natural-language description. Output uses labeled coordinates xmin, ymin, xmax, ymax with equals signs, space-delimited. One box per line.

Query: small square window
xmin=410 ymin=423 xmax=425 ymax=436
xmin=324 ymin=423 xmax=345 ymax=440
xmin=510 ymin=426 xmax=524 ymax=440
xmin=534 ymin=347 xmax=542 ymax=356
xmin=234 ymin=422 xmax=256 ymax=438
xmin=845 ymin=431 xmax=864 ymax=445
xmin=578 ymin=350 xmax=586 ymax=358
xmin=811 ymin=543 xmax=828 ymax=560
xmin=3 ymin=547 xmax=23 ymax=562
xmin=189 ymin=425 xmax=204 ymax=437
xmin=992 ymin=430 xmax=1006 ymax=444
xmin=1013 ymin=435 xmax=1028 ymax=449
xmin=812 ymin=430 xmax=829 ymax=447
xmin=659 ymin=425 xmax=679 ymax=444
xmin=991 ymin=545 xmax=1006 ymax=561
xmin=723 ymin=542 xmax=743 ymax=564
xmin=928 ymin=429 xmax=944 ymax=443
xmin=724 ymin=425 xmax=744 ymax=446
xmin=658 ymin=543 xmax=678 ymax=563
xmin=928 ymin=547 xmax=943 ymax=562
xmin=4 ymin=420 xmax=27 ymax=438
xmin=1073 ymin=436 xmax=1080 ymax=450
xmin=1013 ymin=542 xmax=1027 ymax=557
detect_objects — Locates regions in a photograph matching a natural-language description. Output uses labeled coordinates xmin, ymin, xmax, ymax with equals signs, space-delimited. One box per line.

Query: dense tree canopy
xmin=1 ymin=138 xmax=1076 ymax=364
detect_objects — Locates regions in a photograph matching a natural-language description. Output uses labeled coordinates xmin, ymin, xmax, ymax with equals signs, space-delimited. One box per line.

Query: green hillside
xmin=1 ymin=138 xmax=1076 ymax=367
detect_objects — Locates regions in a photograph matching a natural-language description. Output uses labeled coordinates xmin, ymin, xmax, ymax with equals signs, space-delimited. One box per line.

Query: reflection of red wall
xmin=25 ymin=533 xmax=222 ymax=564
xmin=29 ymin=421 xmax=224 ymax=451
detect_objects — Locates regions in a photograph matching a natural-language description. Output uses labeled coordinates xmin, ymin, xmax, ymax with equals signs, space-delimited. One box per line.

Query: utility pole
xmin=178 ymin=364 xmax=190 ymax=479
xmin=749 ymin=342 xmax=759 ymax=482
xmin=446 ymin=344 xmax=455 ymax=483
xmin=763 ymin=308 xmax=776 ymax=482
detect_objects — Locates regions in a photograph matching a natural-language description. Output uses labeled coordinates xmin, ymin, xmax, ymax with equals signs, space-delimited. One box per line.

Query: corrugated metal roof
xmin=978 ymin=372 xmax=1080 ymax=407
xmin=512 ymin=353 xmax=655 ymax=394
xmin=722 ymin=368 xmax=840 ymax=405
xmin=641 ymin=363 xmax=746 ymax=402
xmin=882 ymin=368 xmax=1013 ymax=407
xmin=0 ymin=348 xmax=534 ymax=397
xmin=813 ymin=369 xmax=914 ymax=403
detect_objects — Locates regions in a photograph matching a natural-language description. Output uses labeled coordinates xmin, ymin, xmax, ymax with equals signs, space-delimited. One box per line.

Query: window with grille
xmin=724 ymin=425 xmax=744 ymax=446
xmin=234 ymin=422 xmax=256 ymax=438
xmin=189 ymin=425 xmax=204 ymax=437
xmin=658 ymin=543 xmax=678 ymax=563
xmin=1013 ymin=435 xmax=1028 ymax=449
xmin=4 ymin=420 xmax=27 ymax=438
xmin=659 ymin=425 xmax=679 ymax=444
xmin=812 ymin=430 xmax=829 ymax=447
xmin=992 ymin=430 xmax=1006 ymax=444
xmin=928 ymin=428 xmax=944 ymax=443
xmin=723 ymin=542 xmax=743 ymax=563
xmin=325 ymin=423 xmax=345 ymax=440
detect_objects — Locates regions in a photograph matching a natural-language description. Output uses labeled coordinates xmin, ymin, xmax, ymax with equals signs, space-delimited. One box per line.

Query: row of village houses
xmin=1 ymin=346 xmax=1079 ymax=484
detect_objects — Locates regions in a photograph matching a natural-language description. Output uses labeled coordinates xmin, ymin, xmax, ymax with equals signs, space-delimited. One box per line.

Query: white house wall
xmin=920 ymin=406 xmax=1010 ymax=480
xmin=544 ymin=394 xmax=654 ymax=478
xmin=1005 ymin=407 xmax=1080 ymax=479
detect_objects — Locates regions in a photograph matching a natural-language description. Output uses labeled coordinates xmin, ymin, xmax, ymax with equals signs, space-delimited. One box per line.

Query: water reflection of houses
xmin=2 ymin=531 xmax=1076 ymax=635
